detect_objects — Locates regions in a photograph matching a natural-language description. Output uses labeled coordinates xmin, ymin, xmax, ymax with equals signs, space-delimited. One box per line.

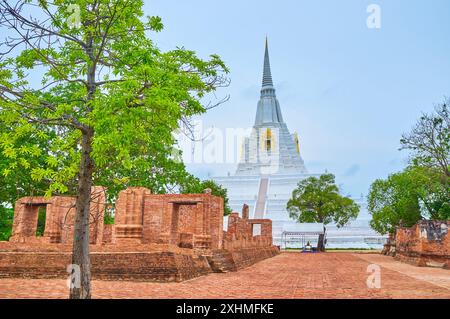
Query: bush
xmin=0 ymin=207 xmax=13 ymax=241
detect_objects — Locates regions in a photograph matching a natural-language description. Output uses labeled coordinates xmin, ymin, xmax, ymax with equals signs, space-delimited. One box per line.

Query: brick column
xmin=242 ymin=204 xmax=249 ymax=219
xmin=114 ymin=187 xmax=150 ymax=242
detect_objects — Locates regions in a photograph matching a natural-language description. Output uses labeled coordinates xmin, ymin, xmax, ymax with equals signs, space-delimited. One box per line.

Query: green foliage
xmin=104 ymin=212 xmax=115 ymax=225
xmin=370 ymin=101 xmax=450 ymax=236
xmin=36 ymin=207 xmax=46 ymax=237
xmin=401 ymin=100 xmax=450 ymax=178
xmin=181 ymin=178 xmax=232 ymax=216
xmin=0 ymin=124 xmax=51 ymax=206
xmin=287 ymin=174 xmax=360 ymax=227
xmin=368 ymin=166 xmax=450 ymax=235
xmin=368 ymin=170 xmax=422 ymax=235
xmin=0 ymin=0 xmax=229 ymax=202
xmin=0 ymin=207 xmax=13 ymax=241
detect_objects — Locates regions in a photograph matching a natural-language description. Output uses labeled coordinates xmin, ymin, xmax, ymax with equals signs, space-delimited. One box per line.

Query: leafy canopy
xmin=287 ymin=174 xmax=359 ymax=227
xmin=0 ymin=124 xmax=51 ymax=206
xmin=368 ymin=166 xmax=450 ymax=235
xmin=0 ymin=207 xmax=13 ymax=241
xmin=0 ymin=0 xmax=229 ymax=200
xmin=401 ymin=100 xmax=450 ymax=178
xmin=369 ymin=100 xmax=450 ymax=236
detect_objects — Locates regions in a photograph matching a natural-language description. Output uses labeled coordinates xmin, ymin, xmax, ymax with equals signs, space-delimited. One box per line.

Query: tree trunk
xmin=70 ymin=129 xmax=94 ymax=299
xmin=317 ymin=226 xmax=327 ymax=252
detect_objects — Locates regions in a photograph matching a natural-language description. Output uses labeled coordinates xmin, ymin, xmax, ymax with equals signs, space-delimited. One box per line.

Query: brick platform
xmin=0 ymin=252 xmax=448 ymax=299
xmin=0 ymin=187 xmax=279 ymax=282
xmin=0 ymin=251 xmax=211 ymax=282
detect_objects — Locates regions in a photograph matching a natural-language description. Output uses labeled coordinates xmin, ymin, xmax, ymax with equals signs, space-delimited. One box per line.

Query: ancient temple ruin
xmin=9 ymin=186 xmax=107 ymax=245
xmin=383 ymin=220 xmax=449 ymax=269
xmin=0 ymin=187 xmax=279 ymax=281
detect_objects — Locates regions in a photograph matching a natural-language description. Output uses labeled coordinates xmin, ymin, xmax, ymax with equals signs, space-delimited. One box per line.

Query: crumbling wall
xmin=0 ymin=250 xmax=211 ymax=282
xmin=395 ymin=221 xmax=449 ymax=269
xmin=1 ymin=188 xmax=278 ymax=282
xmin=9 ymin=186 xmax=106 ymax=245
xmin=114 ymin=188 xmax=224 ymax=250
xmin=381 ymin=234 xmax=396 ymax=256
xmin=208 ymin=205 xmax=279 ymax=272
xmin=223 ymin=206 xmax=273 ymax=251
xmin=102 ymin=224 xmax=115 ymax=244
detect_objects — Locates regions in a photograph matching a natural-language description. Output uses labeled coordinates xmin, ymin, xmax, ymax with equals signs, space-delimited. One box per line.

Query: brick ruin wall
xmin=382 ymin=220 xmax=449 ymax=269
xmin=207 ymin=204 xmax=278 ymax=272
xmin=9 ymin=186 xmax=107 ymax=245
xmin=0 ymin=188 xmax=279 ymax=281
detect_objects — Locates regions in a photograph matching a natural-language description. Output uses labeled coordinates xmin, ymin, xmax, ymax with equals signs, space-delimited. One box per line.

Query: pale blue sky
xmin=147 ymin=0 xmax=450 ymax=197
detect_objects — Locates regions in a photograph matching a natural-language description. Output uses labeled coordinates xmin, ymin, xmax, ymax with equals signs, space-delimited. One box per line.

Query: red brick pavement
xmin=0 ymin=252 xmax=448 ymax=299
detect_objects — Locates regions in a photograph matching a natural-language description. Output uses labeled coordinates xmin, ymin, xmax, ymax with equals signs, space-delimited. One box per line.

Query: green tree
xmin=180 ymin=177 xmax=232 ymax=216
xmin=0 ymin=207 xmax=13 ymax=241
xmin=401 ymin=100 xmax=450 ymax=178
xmin=0 ymin=0 xmax=228 ymax=298
xmin=369 ymin=100 xmax=450 ymax=236
xmin=368 ymin=166 xmax=450 ymax=235
xmin=410 ymin=166 xmax=450 ymax=221
xmin=287 ymin=174 xmax=360 ymax=251
xmin=0 ymin=122 xmax=53 ymax=208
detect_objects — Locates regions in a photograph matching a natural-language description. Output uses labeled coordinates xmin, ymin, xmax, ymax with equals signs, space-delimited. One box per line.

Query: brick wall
xmin=210 ymin=206 xmax=279 ymax=272
xmin=102 ymin=224 xmax=115 ymax=244
xmin=9 ymin=187 xmax=106 ymax=245
xmin=113 ymin=189 xmax=224 ymax=250
xmin=1 ymin=187 xmax=279 ymax=282
xmin=223 ymin=209 xmax=273 ymax=251
xmin=395 ymin=220 xmax=449 ymax=269
xmin=0 ymin=251 xmax=211 ymax=282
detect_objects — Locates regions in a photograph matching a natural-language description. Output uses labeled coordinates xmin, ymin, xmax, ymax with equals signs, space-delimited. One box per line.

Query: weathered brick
xmin=0 ymin=188 xmax=279 ymax=282
xmin=1 ymin=253 xmax=449 ymax=299
xmin=394 ymin=221 xmax=449 ymax=269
